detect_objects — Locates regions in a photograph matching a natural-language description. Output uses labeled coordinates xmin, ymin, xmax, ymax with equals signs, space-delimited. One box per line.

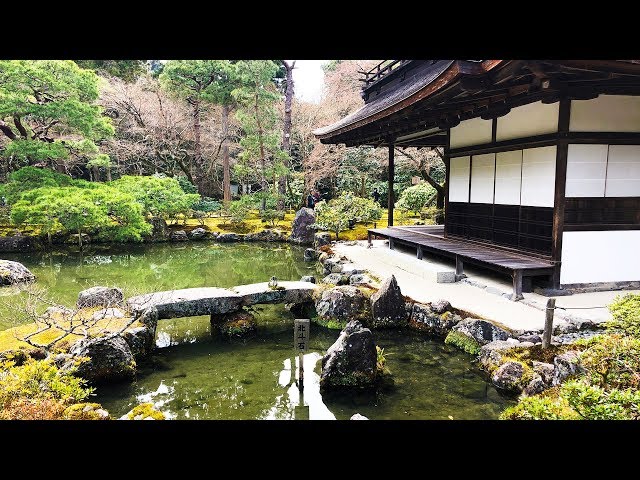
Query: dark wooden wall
xmin=564 ymin=197 xmax=640 ymax=231
xmin=447 ymin=202 xmax=553 ymax=255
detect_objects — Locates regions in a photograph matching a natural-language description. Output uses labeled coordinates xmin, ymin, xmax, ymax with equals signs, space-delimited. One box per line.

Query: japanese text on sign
xmin=294 ymin=319 xmax=310 ymax=352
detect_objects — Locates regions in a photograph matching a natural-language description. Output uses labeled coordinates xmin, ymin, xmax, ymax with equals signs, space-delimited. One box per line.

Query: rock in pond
xmin=211 ymin=311 xmax=257 ymax=338
xmin=64 ymin=336 xmax=136 ymax=384
xmin=217 ymin=233 xmax=242 ymax=242
xmin=314 ymin=232 xmax=332 ymax=248
xmin=446 ymin=319 xmax=512 ymax=355
xmin=350 ymin=413 xmax=369 ymax=420
xmin=491 ymin=361 xmax=526 ymax=392
xmin=304 ymin=248 xmax=320 ymax=262
xmin=122 ymin=325 xmax=155 ymax=359
xmin=147 ymin=216 xmax=169 ymax=242
xmin=0 ymin=235 xmax=35 ymax=253
xmin=289 ymin=207 xmax=316 ymax=245
xmin=320 ymin=320 xmax=378 ymax=391
xmin=189 ymin=227 xmax=208 ymax=240
xmin=301 ymin=275 xmax=316 ymax=284
xmin=430 ymin=299 xmax=452 ymax=314
xmin=369 ymin=275 xmax=407 ymax=329
xmin=408 ymin=302 xmax=461 ymax=336
xmin=170 ymin=230 xmax=189 ymax=242
xmin=65 ymin=233 xmax=91 ymax=245
xmin=322 ymin=273 xmax=346 ymax=285
xmin=0 ymin=260 xmax=35 ymax=286
xmin=477 ymin=339 xmax=522 ymax=371
xmin=120 ymin=403 xmax=165 ymax=420
xmin=245 ymin=229 xmax=285 ymax=242
xmin=315 ymin=286 xmax=368 ymax=323
xmin=77 ymin=286 xmax=124 ymax=308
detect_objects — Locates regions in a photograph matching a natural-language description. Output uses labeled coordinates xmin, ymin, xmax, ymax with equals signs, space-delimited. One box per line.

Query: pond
xmin=0 ymin=242 xmax=513 ymax=419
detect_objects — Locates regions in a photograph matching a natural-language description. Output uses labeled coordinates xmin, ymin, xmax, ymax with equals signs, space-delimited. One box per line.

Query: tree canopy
xmin=0 ymin=61 xmax=114 ymax=173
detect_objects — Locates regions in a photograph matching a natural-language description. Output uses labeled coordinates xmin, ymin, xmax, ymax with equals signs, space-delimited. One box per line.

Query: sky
xmin=289 ymin=60 xmax=328 ymax=104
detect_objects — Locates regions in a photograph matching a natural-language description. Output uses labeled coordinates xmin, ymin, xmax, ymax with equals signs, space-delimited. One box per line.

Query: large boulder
xmin=408 ymin=302 xmax=461 ymax=336
xmin=289 ymin=207 xmax=316 ymax=245
xmin=0 ymin=235 xmax=35 ymax=253
xmin=523 ymin=375 xmax=548 ymax=396
xmin=0 ymin=260 xmax=35 ymax=286
xmin=170 ymin=230 xmax=189 ymax=242
xmin=314 ymin=232 xmax=332 ymax=248
xmin=320 ymin=320 xmax=378 ymax=390
xmin=532 ymin=361 xmax=555 ymax=386
xmin=492 ymin=361 xmax=525 ymax=392
xmin=369 ymin=275 xmax=407 ymax=329
xmin=430 ymin=299 xmax=452 ymax=314
xmin=64 ymin=336 xmax=136 ymax=384
xmin=349 ymin=273 xmax=375 ymax=286
xmin=315 ymin=286 xmax=368 ymax=323
xmin=122 ymin=325 xmax=155 ymax=359
xmin=147 ymin=217 xmax=169 ymax=242
xmin=77 ymin=286 xmax=124 ymax=308
xmin=189 ymin=227 xmax=208 ymax=240
xmin=552 ymin=351 xmax=584 ymax=386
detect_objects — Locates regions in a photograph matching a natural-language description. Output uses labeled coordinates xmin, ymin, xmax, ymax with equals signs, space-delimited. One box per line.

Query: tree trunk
xmin=222 ymin=104 xmax=231 ymax=203
xmin=279 ymin=61 xmax=295 ymax=211
xmin=106 ymin=165 xmax=112 ymax=182
xmin=254 ymin=92 xmax=267 ymax=211
xmin=92 ymin=165 xmax=99 ymax=182
xmin=78 ymin=228 xmax=83 ymax=248
xmin=192 ymin=97 xmax=202 ymax=189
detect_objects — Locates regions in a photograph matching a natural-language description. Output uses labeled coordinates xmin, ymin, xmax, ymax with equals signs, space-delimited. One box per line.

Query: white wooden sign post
xmin=294 ymin=319 xmax=310 ymax=392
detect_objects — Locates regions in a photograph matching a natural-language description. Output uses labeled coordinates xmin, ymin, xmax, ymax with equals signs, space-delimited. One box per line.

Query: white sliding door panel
xmin=565 ymin=144 xmax=608 ymax=197
xmin=470 ymin=153 xmax=496 ymax=204
xmin=606 ymin=145 xmax=640 ymax=197
xmin=521 ymin=146 xmax=556 ymax=207
xmin=449 ymin=156 xmax=470 ymax=202
xmin=494 ymin=150 xmax=522 ymax=205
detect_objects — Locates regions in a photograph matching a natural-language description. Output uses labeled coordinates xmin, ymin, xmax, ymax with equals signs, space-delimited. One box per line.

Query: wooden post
xmin=368 ymin=231 xmax=372 ymax=247
xmin=455 ymin=255 xmax=464 ymax=279
xmin=542 ymin=298 xmax=555 ymax=349
xmin=417 ymin=245 xmax=423 ymax=260
xmin=511 ymin=270 xmax=524 ymax=301
xmin=388 ymin=142 xmax=395 ymax=227
xmin=294 ymin=319 xmax=310 ymax=392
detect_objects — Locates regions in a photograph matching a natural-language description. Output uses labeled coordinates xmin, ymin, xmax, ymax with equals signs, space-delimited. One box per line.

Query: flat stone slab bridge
xmin=128 ymin=281 xmax=318 ymax=321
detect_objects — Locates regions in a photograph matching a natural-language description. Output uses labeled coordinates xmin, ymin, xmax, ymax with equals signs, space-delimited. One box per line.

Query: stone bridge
xmin=128 ymin=281 xmax=318 ymax=323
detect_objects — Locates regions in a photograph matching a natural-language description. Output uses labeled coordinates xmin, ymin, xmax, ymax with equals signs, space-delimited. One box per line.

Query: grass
xmin=0 ymin=309 xmax=143 ymax=352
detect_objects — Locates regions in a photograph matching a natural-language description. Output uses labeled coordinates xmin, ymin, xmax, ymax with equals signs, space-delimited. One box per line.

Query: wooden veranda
xmin=368 ymin=225 xmax=556 ymax=300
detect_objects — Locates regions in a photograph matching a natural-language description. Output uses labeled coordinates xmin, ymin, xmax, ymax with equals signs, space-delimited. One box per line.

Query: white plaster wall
xmin=606 ymin=145 xmax=640 ymax=197
xmin=449 ymin=156 xmax=470 ymax=202
xmin=566 ymin=144 xmax=608 ymax=197
xmin=561 ymin=231 xmax=640 ymax=284
xmin=449 ymin=117 xmax=492 ymax=149
xmin=494 ymin=150 xmax=522 ymax=205
xmin=521 ymin=146 xmax=556 ymax=207
xmin=570 ymin=95 xmax=640 ymax=132
xmin=496 ymin=101 xmax=559 ymax=141
xmin=470 ymin=153 xmax=496 ymax=204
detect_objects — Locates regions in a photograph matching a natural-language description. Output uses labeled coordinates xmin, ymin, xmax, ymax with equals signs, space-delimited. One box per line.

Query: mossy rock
xmin=213 ymin=311 xmax=257 ymax=338
xmin=63 ymin=402 xmax=110 ymax=420
xmin=445 ymin=330 xmax=481 ymax=355
xmin=122 ymin=403 xmax=165 ymax=420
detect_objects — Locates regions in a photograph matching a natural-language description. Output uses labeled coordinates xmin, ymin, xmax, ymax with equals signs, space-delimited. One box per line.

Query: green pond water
xmin=0 ymin=242 xmax=513 ymax=419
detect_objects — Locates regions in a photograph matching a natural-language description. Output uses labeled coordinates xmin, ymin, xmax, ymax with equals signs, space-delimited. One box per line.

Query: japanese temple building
xmin=314 ymin=60 xmax=640 ymax=299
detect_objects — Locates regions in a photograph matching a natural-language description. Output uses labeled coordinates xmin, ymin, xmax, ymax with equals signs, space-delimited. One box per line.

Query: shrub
xmin=607 ymin=293 xmax=640 ymax=338
xmin=0 ymin=359 xmax=93 ymax=409
xmin=500 ymin=390 xmax=580 ymax=420
xmin=312 ymin=192 xmax=382 ymax=240
xmin=396 ymin=183 xmax=436 ymax=215
xmin=579 ymin=334 xmax=640 ymax=390
xmin=193 ymin=197 xmax=222 ymax=215
xmin=261 ymin=208 xmax=285 ymax=227
xmin=176 ymin=175 xmax=198 ymax=194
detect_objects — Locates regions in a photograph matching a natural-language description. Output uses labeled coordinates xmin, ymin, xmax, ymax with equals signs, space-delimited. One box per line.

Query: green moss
xmin=63 ymin=402 xmax=109 ymax=420
xmin=445 ymin=331 xmax=481 ymax=355
xmin=322 ymin=371 xmax=376 ymax=388
xmin=312 ymin=316 xmax=346 ymax=330
xmin=500 ymin=389 xmax=579 ymax=420
xmin=126 ymin=402 xmax=165 ymax=420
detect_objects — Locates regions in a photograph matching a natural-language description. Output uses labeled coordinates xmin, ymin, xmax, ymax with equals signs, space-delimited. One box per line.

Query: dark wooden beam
xmin=551 ymin=97 xmax=571 ymax=289
xmin=388 ymin=141 xmax=395 ymax=226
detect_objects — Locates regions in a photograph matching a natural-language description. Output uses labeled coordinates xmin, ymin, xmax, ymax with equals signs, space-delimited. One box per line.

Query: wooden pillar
xmin=443 ymin=129 xmax=450 ymax=238
xmin=388 ymin=142 xmax=395 ymax=227
xmin=512 ymin=270 xmax=524 ymax=301
xmin=455 ymin=255 xmax=464 ymax=279
xmin=551 ymin=98 xmax=571 ymax=289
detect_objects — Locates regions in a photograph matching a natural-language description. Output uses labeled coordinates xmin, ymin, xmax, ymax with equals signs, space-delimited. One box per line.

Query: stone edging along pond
xmin=0 ymin=225 xmax=602 ymax=402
